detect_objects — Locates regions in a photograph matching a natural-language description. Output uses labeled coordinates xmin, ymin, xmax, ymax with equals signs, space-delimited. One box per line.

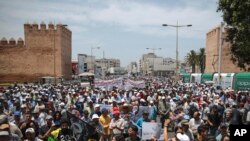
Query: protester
xmin=196 ymin=125 xmax=209 ymax=141
xmin=0 ymin=76 xmax=248 ymax=141
xmin=158 ymin=96 xmax=171 ymax=128
xmin=24 ymin=128 xmax=42 ymax=141
xmin=215 ymin=123 xmax=229 ymax=141
xmin=110 ymin=111 xmax=125 ymax=137
xmin=125 ymin=125 xmax=141 ymax=141
xmin=136 ymin=111 xmax=150 ymax=128
xmin=181 ymin=120 xmax=194 ymax=141
xmin=51 ymin=118 xmax=75 ymax=141
xmin=0 ymin=114 xmax=21 ymax=141
xmin=99 ymin=108 xmax=111 ymax=141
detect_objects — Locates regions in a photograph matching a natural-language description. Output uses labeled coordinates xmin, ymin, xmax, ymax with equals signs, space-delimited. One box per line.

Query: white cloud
xmin=86 ymin=1 xmax=221 ymax=38
xmin=0 ymin=0 xmax=221 ymax=39
xmin=0 ymin=0 xmax=222 ymax=65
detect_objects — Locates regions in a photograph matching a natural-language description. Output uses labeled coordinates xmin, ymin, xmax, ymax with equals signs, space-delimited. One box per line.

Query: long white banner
xmin=95 ymin=78 xmax=145 ymax=90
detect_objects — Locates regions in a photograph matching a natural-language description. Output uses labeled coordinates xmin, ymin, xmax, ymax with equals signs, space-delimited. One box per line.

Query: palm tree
xmin=185 ymin=50 xmax=198 ymax=73
xmin=198 ymin=48 xmax=206 ymax=73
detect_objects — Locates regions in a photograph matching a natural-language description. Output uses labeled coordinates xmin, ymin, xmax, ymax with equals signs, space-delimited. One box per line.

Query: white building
xmin=127 ymin=62 xmax=139 ymax=75
xmin=139 ymin=53 xmax=176 ymax=77
xmin=95 ymin=58 xmax=120 ymax=69
xmin=108 ymin=67 xmax=126 ymax=75
xmin=95 ymin=58 xmax=121 ymax=78
xmin=78 ymin=54 xmax=95 ymax=74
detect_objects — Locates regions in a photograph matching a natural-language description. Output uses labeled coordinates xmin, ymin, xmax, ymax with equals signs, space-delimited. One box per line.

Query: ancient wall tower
xmin=0 ymin=22 xmax=72 ymax=83
xmin=205 ymin=26 xmax=244 ymax=73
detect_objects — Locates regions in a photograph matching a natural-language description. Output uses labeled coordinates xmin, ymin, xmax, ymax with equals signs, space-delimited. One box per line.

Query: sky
xmin=0 ymin=0 xmax=222 ymax=67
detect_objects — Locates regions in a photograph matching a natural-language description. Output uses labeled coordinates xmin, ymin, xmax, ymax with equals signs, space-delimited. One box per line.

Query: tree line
xmin=185 ymin=48 xmax=205 ymax=73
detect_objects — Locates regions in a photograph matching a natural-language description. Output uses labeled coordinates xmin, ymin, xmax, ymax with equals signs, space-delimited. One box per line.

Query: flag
xmin=66 ymin=111 xmax=95 ymax=141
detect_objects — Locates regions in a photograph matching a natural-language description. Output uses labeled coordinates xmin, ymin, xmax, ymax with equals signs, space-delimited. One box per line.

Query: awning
xmin=201 ymin=73 xmax=214 ymax=84
xmin=181 ymin=73 xmax=191 ymax=83
xmin=233 ymin=73 xmax=250 ymax=91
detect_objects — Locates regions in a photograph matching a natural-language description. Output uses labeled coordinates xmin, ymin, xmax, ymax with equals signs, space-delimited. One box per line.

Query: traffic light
xmin=84 ymin=63 xmax=87 ymax=72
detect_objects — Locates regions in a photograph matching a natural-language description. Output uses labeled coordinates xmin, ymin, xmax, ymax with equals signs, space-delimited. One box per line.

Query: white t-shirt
xmin=109 ymin=118 xmax=125 ymax=135
xmin=189 ymin=118 xmax=204 ymax=134
xmin=246 ymin=111 xmax=250 ymax=122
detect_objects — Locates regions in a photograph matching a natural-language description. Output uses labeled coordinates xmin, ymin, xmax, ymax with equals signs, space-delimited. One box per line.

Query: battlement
xmin=0 ymin=37 xmax=25 ymax=47
xmin=24 ymin=22 xmax=71 ymax=34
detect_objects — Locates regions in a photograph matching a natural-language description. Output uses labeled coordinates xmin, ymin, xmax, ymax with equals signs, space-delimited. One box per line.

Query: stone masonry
xmin=0 ymin=22 xmax=72 ymax=83
xmin=205 ymin=26 xmax=244 ymax=73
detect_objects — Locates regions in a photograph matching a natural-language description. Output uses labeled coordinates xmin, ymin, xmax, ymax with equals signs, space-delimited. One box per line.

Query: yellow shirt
xmin=99 ymin=115 xmax=111 ymax=135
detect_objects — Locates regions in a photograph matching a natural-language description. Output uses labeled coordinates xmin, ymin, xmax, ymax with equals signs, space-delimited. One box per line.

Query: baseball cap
xmin=101 ymin=108 xmax=108 ymax=113
xmin=113 ymin=111 xmax=120 ymax=115
xmin=181 ymin=120 xmax=189 ymax=126
xmin=14 ymin=111 xmax=21 ymax=116
xmin=59 ymin=102 xmax=65 ymax=106
xmin=94 ymin=104 xmax=100 ymax=108
xmin=25 ymin=128 xmax=35 ymax=133
xmin=123 ymin=103 xmax=129 ymax=107
xmin=46 ymin=115 xmax=53 ymax=120
xmin=92 ymin=114 xmax=99 ymax=120
xmin=143 ymin=110 xmax=149 ymax=115
xmin=176 ymin=133 xmax=190 ymax=141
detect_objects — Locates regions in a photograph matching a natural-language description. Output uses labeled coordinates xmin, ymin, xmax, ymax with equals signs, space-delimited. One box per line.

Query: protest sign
xmin=142 ymin=122 xmax=162 ymax=140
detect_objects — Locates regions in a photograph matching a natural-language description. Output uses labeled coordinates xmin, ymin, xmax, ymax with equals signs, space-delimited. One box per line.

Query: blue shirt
xmin=149 ymin=106 xmax=157 ymax=121
xmin=136 ymin=117 xmax=150 ymax=128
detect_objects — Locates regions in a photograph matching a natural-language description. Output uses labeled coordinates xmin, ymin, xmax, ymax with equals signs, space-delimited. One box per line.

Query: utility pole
xmin=218 ymin=22 xmax=224 ymax=86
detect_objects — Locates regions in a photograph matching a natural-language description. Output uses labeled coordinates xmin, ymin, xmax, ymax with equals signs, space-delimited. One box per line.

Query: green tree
xmin=185 ymin=50 xmax=198 ymax=73
xmin=198 ymin=48 xmax=206 ymax=73
xmin=217 ymin=0 xmax=250 ymax=71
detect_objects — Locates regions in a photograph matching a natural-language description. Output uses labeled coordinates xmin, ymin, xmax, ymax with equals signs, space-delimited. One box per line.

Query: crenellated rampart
xmin=0 ymin=22 xmax=72 ymax=83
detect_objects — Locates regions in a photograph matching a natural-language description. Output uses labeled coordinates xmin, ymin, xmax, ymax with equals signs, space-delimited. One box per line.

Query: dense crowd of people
xmin=0 ymin=78 xmax=249 ymax=141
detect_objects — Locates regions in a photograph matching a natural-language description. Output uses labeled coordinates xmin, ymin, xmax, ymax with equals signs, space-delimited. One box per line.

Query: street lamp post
xmin=146 ymin=48 xmax=161 ymax=76
xmin=162 ymin=21 xmax=192 ymax=81
xmin=91 ymin=47 xmax=100 ymax=73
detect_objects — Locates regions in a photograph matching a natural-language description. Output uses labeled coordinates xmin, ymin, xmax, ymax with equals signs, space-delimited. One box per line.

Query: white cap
xmin=25 ymin=128 xmax=35 ymax=133
xmin=21 ymin=104 xmax=27 ymax=108
xmin=121 ymin=99 xmax=125 ymax=102
xmin=59 ymin=102 xmax=65 ymax=106
xmin=140 ymin=98 xmax=145 ymax=102
xmin=162 ymin=96 xmax=166 ymax=99
xmin=176 ymin=133 xmax=190 ymax=141
xmin=92 ymin=114 xmax=99 ymax=120
xmin=123 ymin=103 xmax=129 ymax=107
xmin=94 ymin=104 xmax=100 ymax=108
xmin=150 ymin=100 xmax=154 ymax=104
xmin=79 ymin=98 xmax=84 ymax=102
